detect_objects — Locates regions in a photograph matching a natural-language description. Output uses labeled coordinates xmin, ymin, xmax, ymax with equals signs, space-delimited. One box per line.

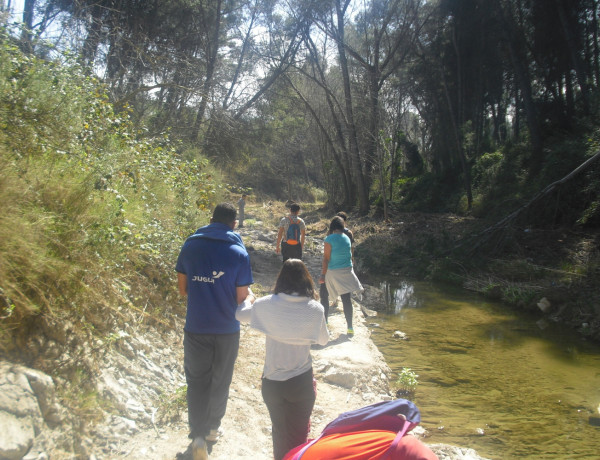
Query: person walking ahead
xmin=276 ymin=203 xmax=306 ymax=262
xmin=236 ymin=259 xmax=328 ymax=460
xmin=237 ymin=194 xmax=247 ymax=228
xmin=176 ymin=202 xmax=253 ymax=459
xmin=319 ymin=216 xmax=362 ymax=336
xmin=336 ymin=211 xmax=355 ymax=254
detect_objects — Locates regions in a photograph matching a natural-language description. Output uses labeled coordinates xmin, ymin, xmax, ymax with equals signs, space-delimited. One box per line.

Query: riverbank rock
xmin=361 ymin=284 xmax=387 ymax=311
xmin=0 ymin=362 xmax=64 ymax=460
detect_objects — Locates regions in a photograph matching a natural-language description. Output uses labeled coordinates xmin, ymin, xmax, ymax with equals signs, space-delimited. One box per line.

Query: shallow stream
xmin=368 ymin=280 xmax=600 ymax=459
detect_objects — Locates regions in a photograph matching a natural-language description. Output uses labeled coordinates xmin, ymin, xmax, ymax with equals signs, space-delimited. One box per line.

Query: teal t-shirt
xmin=325 ymin=232 xmax=352 ymax=269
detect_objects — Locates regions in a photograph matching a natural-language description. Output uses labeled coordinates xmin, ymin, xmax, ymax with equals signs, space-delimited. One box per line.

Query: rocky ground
xmin=1 ymin=210 xmax=489 ymax=460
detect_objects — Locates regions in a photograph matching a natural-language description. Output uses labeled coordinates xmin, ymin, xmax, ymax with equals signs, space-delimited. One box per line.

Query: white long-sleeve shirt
xmin=236 ymin=292 xmax=329 ymax=381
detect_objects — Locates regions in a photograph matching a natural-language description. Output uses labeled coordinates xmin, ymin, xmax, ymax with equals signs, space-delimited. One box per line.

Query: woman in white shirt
xmin=236 ymin=259 xmax=329 ymax=460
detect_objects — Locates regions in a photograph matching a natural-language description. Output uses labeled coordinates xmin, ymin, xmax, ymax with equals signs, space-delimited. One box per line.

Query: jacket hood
xmin=187 ymin=223 xmax=246 ymax=249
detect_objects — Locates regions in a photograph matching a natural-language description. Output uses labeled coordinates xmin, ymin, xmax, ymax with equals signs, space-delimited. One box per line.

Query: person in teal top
xmin=319 ymin=216 xmax=363 ymax=336
xmin=324 ymin=231 xmax=352 ymax=269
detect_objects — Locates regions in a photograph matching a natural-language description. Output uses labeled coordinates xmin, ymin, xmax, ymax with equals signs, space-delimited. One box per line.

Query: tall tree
xmin=331 ymin=0 xmax=370 ymax=213
xmin=348 ymin=0 xmax=426 ymax=193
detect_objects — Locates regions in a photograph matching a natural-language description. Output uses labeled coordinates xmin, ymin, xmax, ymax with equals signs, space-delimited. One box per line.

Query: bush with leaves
xmin=0 ymin=31 xmax=220 ymax=362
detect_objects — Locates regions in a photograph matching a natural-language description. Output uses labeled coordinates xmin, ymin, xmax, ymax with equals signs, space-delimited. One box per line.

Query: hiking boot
xmin=347 ymin=328 xmax=354 ymax=336
xmin=191 ymin=437 xmax=208 ymax=460
xmin=205 ymin=427 xmax=223 ymax=442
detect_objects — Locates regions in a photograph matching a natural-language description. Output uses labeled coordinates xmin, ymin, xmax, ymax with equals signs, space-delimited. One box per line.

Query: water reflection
xmin=370 ymin=279 xmax=600 ymax=460
xmin=382 ymin=281 xmax=418 ymax=313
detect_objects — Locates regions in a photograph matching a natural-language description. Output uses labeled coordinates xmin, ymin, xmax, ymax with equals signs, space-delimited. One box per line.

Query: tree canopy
xmin=3 ymin=0 xmax=599 ymax=223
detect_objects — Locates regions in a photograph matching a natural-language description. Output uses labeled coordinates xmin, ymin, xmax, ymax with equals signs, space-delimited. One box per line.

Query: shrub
xmin=0 ymin=33 xmax=217 ymax=357
xmin=395 ymin=367 xmax=419 ymax=399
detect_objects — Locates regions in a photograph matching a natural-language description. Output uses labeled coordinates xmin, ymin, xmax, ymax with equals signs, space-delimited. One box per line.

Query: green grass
xmin=0 ymin=33 xmax=218 ymax=360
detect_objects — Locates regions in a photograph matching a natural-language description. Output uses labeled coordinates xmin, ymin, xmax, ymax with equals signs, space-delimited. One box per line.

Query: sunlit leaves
xmin=0 ymin=33 xmax=217 ymax=351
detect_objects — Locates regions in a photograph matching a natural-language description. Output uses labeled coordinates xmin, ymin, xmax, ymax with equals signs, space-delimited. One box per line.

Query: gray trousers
xmin=184 ymin=330 xmax=240 ymax=439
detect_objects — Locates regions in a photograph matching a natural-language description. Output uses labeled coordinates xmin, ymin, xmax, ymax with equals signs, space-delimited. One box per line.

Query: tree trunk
xmin=20 ymin=0 xmax=35 ymax=53
xmin=80 ymin=4 xmax=104 ymax=68
xmin=300 ymin=34 xmax=356 ymax=206
xmin=593 ymin=0 xmax=600 ymax=86
xmin=377 ymin=135 xmax=389 ymax=220
xmin=193 ymin=0 xmax=223 ymax=141
xmin=439 ymin=46 xmax=473 ymax=211
xmin=508 ymin=40 xmax=543 ymax=174
xmin=335 ymin=0 xmax=370 ymax=214
xmin=554 ymin=0 xmax=590 ymax=113
xmin=287 ymin=75 xmax=353 ymax=206
xmin=223 ymin=8 xmax=257 ymax=110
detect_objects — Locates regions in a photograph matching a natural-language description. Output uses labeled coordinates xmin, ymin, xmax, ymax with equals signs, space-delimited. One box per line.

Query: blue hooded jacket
xmin=176 ymin=223 xmax=253 ymax=334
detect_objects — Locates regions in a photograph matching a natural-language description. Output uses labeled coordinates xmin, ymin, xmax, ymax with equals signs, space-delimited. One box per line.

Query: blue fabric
xmin=321 ymin=399 xmax=421 ymax=435
xmin=176 ymin=223 xmax=253 ymax=334
xmin=325 ymin=233 xmax=352 ymax=269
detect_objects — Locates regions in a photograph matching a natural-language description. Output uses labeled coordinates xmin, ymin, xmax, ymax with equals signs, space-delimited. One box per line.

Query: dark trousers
xmin=320 ymin=284 xmax=353 ymax=330
xmin=184 ymin=330 xmax=240 ymax=439
xmin=281 ymin=241 xmax=302 ymax=262
xmin=261 ymin=369 xmax=316 ymax=460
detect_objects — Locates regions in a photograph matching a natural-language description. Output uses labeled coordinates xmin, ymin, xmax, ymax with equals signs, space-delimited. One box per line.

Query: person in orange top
xmin=283 ymin=430 xmax=438 ymax=460
xmin=282 ymin=399 xmax=438 ymax=460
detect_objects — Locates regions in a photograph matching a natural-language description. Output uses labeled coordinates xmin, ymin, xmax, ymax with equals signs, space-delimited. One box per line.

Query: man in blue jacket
xmin=176 ymin=202 xmax=254 ymax=459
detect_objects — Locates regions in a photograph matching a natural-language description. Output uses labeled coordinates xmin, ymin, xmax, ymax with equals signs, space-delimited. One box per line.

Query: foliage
xmin=468 ymin=149 xmax=525 ymax=218
xmin=396 ymin=367 xmax=418 ymax=397
xmin=231 ymin=81 xmax=324 ymax=201
xmin=157 ymin=385 xmax=188 ymax=424
xmin=533 ymin=138 xmax=600 ymax=227
xmin=500 ymin=284 xmax=541 ymax=309
xmin=6 ymin=0 xmax=600 ymax=219
xmin=577 ymin=130 xmax=600 ymax=226
xmin=471 ymin=152 xmax=505 ymax=191
xmin=427 ymin=257 xmax=469 ymax=285
xmin=396 ymin=172 xmax=464 ymax=213
xmin=0 ymin=33 xmax=217 ymax=358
